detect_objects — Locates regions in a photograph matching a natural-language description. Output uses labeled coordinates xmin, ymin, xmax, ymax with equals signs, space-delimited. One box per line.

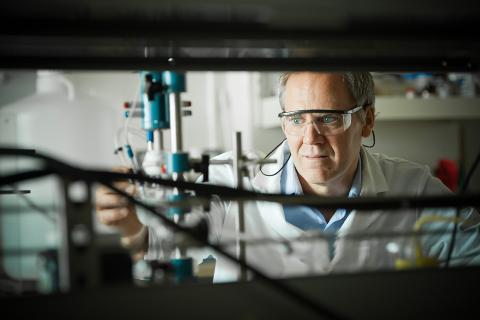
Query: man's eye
xmin=289 ymin=117 xmax=303 ymax=125
xmin=321 ymin=114 xmax=340 ymax=124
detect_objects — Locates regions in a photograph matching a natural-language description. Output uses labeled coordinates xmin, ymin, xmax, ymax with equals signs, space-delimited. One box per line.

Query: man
xmin=96 ymin=72 xmax=480 ymax=282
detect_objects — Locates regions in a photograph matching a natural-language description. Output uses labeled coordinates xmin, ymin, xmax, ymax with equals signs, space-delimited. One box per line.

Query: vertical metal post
xmin=169 ymin=92 xmax=183 ymax=153
xmin=167 ymin=79 xmax=185 ymax=258
xmin=57 ymin=181 xmax=71 ymax=292
xmin=233 ymin=131 xmax=247 ymax=281
xmin=58 ymin=179 xmax=99 ymax=292
xmin=153 ymin=129 xmax=163 ymax=152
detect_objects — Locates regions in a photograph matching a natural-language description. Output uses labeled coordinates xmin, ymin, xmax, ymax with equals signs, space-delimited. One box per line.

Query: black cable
xmin=0 ymin=169 xmax=52 ymax=186
xmin=444 ymin=207 xmax=460 ymax=268
xmin=460 ymin=149 xmax=480 ymax=194
xmin=444 ymin=147 xmax=480 ymax=267
xmin=259 ymin=138 xmax=291 ymax=177
xmin=106 ymin=183 xmax=345 ymax=320
xmin=362 ymin=130 xmax=375 ymax=148
xmin=0 ymin=147 xmax=83 ymax=176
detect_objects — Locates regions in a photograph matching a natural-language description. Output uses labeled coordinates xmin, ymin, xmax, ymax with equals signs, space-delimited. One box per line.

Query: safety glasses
xmin=278 ymin=105 xmax=365 ymax=136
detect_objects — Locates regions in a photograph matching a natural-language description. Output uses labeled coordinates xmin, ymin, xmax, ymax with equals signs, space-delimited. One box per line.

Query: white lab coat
xmin=145 ymin=142 xmax=480 ymax=282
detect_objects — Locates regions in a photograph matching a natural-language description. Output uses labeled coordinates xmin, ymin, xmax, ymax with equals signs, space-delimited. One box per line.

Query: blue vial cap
xmin=146 ymin=131 xmax=154 ymax=142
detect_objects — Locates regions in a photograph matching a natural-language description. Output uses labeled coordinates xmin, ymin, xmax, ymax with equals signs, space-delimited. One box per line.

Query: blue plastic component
xmin=167 ymin=152 xmax=190 ymax=174
xmin=146 ymin=131 xmax=154 ymax=142
xmin=170 ymin=258 xmax=193 ymax=283
xmin=169 ymin=193 xmax=185 ymax=202
xmin=141 ymin=71 xmax=170 ymax=130
xmin=167 ymin=207 xmax=184 ymax=217
xmin=163 ymin=71 xmax=186 ymax=93
xmin=166 ymin=193 xmax=188 ymax=217
xmin=125 ymin=145 xmax=134 ymax=159
xmin=149 ymin=71 xmax=162 ymax=82
xmin=401 ymin=72 xmax=433 ymax=80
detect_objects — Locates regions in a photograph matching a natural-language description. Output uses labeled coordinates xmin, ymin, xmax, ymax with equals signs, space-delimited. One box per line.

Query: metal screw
xmin=71 ymin=224 xmax=91 ymax=247
xmin=68 ymin=181 xmax=88 ymax=203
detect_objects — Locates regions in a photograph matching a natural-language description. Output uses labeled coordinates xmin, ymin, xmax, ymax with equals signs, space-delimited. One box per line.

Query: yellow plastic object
xmin=395 ymin=257 xmax=439 ymax=270
xmin=394 ymin=215 xmax=463 ymax=270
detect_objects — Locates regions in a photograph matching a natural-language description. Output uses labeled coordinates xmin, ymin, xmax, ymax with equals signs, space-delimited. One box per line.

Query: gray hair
xmin=278 ymin=72 xmax=375 ymax=116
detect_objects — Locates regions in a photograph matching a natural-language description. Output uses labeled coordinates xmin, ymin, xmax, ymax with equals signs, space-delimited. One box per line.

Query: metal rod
xmin=233 ymin=131 xmax=247 ymax=280
xmin=169 ymin=92 xmax=183 ymax=153
xmin=58 ymin=180 xmax=71 ymax=293
xmin=58 ymin=180 xmax=99 ymax=292
xmin=153 ymin=129 xmax=163 ymax=151
xmin=168 ymin=89 xmax=185 ymax=257
xmin=1 ymin=56 xmax=476 ymax=72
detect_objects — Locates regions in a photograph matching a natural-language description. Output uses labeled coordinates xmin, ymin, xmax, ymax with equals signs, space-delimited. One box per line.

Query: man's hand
xmin=95 ymin=167 xmax=144 ymax=238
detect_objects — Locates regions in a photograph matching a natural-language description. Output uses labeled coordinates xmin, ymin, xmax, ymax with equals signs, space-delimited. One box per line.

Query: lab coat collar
xmin=336 ymin=147 xmax=389 ymax=238
xmin=359 ymin=147 xmax=389 ymax=196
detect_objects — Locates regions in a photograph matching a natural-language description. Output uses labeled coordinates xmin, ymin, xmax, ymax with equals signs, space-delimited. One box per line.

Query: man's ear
xmin=362 ymin=107 xmax=375 ymax=138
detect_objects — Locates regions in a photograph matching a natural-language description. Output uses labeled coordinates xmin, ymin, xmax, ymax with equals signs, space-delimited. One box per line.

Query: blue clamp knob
xmin=170 ymin=258 xmax=193 ymax=283
xmin=167 ymin=152 xmax=190 ymax=174
xmin=166 ymin=193 xmax=189 ymax=218
xmin=163 ymin=71 xmax=186 ymax=93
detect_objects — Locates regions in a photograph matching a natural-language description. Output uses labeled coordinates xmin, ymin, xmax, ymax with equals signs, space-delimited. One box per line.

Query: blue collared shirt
xmin=281 ymin=154 xmax=362 ymax=233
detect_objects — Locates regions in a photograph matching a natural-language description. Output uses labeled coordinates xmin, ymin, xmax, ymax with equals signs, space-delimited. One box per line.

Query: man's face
xmin=283 ymin=72 xmax=369 ymax=187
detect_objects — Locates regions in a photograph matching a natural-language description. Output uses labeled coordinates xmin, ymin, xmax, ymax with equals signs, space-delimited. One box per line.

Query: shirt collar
xmin=348 ymin=156 xmax=362 ymax=198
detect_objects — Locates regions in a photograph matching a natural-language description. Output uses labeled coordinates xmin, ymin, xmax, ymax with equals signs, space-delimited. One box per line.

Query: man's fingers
xmin=97 ymin=208 xmax=130 ymax=226
xmin=96 ymin=193 xmax=130 ymax=210
xmin=111 ymin=167 xmax=134 ymax=189
xmin=96 ymin=182 xmax=136 ymax=196
xmin=97 ymin=166 xmax=133 ymax=191
xmin=112 ymin=166 xmax=131 ymax=174
xmin=112 ymin=180 xmax=132 ymax=191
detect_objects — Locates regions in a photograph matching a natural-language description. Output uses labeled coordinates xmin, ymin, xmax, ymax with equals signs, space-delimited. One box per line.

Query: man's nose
xmin=303 ymin=121 xmax=325 ymax=144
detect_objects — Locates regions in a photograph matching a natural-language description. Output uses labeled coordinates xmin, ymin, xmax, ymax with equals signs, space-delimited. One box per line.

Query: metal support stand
xmin=169 ymin=92 xmax=183 ymax=154
xmin=233 ymin=131 xmax=247 ymax=281
xmin=168 ymin=83 xmax=186 ymax=259
xmin=58 ymin=179 xmax=99 ymax=292
xmin=154 ymin=129 xmax=163 ymax=152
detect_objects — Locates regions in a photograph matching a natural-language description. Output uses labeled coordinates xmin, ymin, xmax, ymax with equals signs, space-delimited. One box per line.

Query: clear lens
xmin=283 ymin=113 xmax=352 ymax=136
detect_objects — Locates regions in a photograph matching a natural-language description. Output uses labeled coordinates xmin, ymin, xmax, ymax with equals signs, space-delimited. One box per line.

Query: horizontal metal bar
xmin=0 ymin=190 xmax=31 ymax=195
xmin=1 ymin=19 xmax=480 ymax=39
xmin=0 ymin=56 xmax=476 ymax=72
